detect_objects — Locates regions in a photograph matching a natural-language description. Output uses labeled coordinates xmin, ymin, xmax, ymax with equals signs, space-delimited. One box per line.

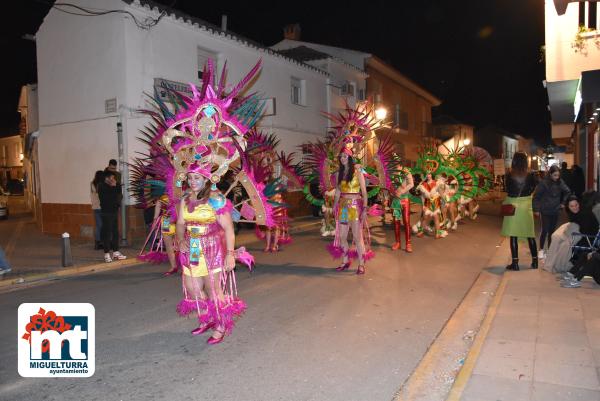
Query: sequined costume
xmin=133 ymin=58 xmax=273 ymax=343
xmin=390 ymin=169 xmax=413 ymax=252
xmin=138 ymin=194 xmax=176 ymax=264
xmin=337 ymin=174 xmax=363 ymax=223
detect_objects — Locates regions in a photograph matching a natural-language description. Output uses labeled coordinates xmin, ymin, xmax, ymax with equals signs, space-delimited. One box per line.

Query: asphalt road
xmin=0 ymin=215 xmax=502 ymax=401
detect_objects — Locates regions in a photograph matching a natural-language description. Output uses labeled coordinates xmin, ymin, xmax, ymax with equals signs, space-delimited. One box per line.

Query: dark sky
xmin=3 ymin=0 xmax=550 ymax=144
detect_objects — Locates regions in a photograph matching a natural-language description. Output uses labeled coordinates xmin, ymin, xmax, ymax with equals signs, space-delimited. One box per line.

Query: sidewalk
xmin=0 ymin=207 xmax=320 ymax=290
xmin=450 ymin=265 xmax=600 ymax=400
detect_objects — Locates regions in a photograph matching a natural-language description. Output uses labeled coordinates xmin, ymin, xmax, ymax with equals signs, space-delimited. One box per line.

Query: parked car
xmin=0 ymin=186 xmax=8 ymax=220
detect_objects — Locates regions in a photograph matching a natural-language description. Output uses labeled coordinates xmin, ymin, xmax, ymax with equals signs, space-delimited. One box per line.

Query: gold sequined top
xmin=340 ymin=173 xmax=361 ymax=194
xmin=182 ymin=202 xmax=217 ymax=225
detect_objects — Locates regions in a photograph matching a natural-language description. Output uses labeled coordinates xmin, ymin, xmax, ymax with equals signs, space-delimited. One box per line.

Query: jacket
xmin=533 ymin=177 xmax=570 ymax=215
xmin=98 ymin=182 xmax=122 ymax=213
xmin=505 ymin=173 xmax=537 ymax=198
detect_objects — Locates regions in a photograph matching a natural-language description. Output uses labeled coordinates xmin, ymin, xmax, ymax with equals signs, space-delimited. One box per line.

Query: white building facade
xmin=36 ymin=0 xmax=363 ymax=238
xmin=545 ymin=0 xmax=600 ymax=190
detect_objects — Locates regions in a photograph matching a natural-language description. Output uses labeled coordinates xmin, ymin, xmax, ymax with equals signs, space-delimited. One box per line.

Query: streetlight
xmin=375 ymin=107 xmax=387 ymax=120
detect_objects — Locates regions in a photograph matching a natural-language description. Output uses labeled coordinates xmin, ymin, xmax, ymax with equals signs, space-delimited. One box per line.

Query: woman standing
xmin=176 ymin=167 xmax=245 ymax=344
xmin=501 ymin=152 xmax=538 ymax=271
xmin=90 ymin=171 xmax=104 ymax=250
xmin=331 ymin=148 xmax=370 ymax=275
xmin=533 ymin=164 xmax=570 ymax=258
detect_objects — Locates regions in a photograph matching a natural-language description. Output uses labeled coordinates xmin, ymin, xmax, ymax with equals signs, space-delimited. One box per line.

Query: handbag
xmin=501 ymin=204 xmax=515 ymax=216
xmin=501 ymin=179 xmax=525 ymax=217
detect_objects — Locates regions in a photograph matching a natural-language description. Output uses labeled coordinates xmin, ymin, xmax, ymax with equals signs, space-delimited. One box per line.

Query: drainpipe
xmin=117 ymin=106 xmax=129 ymax=247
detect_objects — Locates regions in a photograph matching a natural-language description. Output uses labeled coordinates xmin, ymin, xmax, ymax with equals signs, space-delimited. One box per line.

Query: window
xmin=578 ymin=1 xmax=599 ymax=29
xmin=341 ymin=81 xmax=355 ymax=97
xmin=291 ymin=77 xmax=306 ymax=106
xmin=197 ymin=47 xmax=218 ymax=82
xmin=394 ymin=104 xmax=409 ymax=131
xmin=357 ymin=88 xmax=365 ymax=101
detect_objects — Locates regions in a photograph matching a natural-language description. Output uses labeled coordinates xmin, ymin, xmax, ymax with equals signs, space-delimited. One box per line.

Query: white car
xmin=0 ymin=186 xmax=8 ymax=220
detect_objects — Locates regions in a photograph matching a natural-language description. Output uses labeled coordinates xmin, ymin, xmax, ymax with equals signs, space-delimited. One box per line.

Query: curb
xmin=393 ymin=237 xmax=509 ymax=401
xmin=0 ymin=219 xmax=322 ymax=292
xmin=0 ymin=258 xmax=142 ymax=291
xmin=446 ymin=273 xmax=509 ymax=401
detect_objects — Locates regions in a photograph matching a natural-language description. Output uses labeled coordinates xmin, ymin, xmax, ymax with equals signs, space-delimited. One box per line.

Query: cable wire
xmin=34 ymin=0 xmax=175 ymax=30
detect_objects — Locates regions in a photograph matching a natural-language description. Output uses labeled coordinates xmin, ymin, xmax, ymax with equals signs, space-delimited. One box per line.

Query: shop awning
xmin=547 ymin=79 xmax=579 ymax=123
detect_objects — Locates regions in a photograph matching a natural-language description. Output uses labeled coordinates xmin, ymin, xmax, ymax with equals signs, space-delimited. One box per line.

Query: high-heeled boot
xmin=392 ymin=220 xmax=401 ymax=250
xmin=528 ymin=237 xmax=538 ymax=269
xmin=506 ymin=258 xmax=520 ymax=271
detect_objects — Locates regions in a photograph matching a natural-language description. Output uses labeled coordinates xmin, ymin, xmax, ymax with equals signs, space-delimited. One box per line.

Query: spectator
xmin=501 ymin=152 xmax=538 ymax=271
xmin=571 ymin=164 xmax=585 ymax=199
xmin=560 ymin=161 xmax=572 ymax=192
xmin=105 ymin=159 xmax=122 ymax=186
xmin=90 ymin=170 xmax=104 ymax=250
xmin=533 ymin=164 xmax=570 ymax=258
xmin=543 ymin=195 xmax=597 ymax=273
xmin=0 ymin=245 xmax=11 ymax=275
xmin=562 ymin=248 xmax=600 ymax=288
xmin=98 ymin=171 xmax=126 ymax=263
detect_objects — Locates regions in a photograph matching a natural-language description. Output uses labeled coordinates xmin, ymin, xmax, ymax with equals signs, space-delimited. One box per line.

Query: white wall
xmin=123 ymin=2 xmax=330 ymax=169
xmin=545 ymin=0 xmax=600 ymax=82
xmin=36 ymin=1 xmax=333 ymax=205
xmin=38 ymin=117 xmax=119 ymax=204
xmin=36 ymin=0 xmax=127 ymax=126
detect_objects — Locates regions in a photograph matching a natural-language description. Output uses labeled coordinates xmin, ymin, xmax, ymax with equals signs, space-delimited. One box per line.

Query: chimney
xmin=221 ymin=15 xmax=228 ymax=31
xmin=283 ymin=24 xmax=301 ymax=40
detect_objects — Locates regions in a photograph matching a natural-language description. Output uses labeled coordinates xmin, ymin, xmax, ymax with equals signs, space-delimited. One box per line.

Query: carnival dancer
xmin=154 ymin=194 xmax=179 ymax=276
xmin=417 ymin=172 xmax=445 ymax=239
xmin=176 ymin=168 xmax=244 ymax=344
xmin=135 ymin=59 xmax=273 ymax=344
xmin=306 ymin=101 xmax=392 ymax=273
xmin=444 ymin=175 xmax=459 ymax=231
xmin=321 ymin=188 xmax=336 ymax=236
xmin=331 ymin=146 xmax=371 ymax=274
xmin=390 ymin=167 xmax=414 ymax=252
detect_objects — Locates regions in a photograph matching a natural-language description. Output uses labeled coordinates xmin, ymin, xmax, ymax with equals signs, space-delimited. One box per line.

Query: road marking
xmin=445 ymin=273 xmax=508 ymax=401
xmin=4 ymin=220 xmax=24 ymax=259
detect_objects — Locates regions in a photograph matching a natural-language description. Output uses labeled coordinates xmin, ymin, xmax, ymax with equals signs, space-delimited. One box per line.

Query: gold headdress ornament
xmin=159 ymin=59 xmax=265 ymax=188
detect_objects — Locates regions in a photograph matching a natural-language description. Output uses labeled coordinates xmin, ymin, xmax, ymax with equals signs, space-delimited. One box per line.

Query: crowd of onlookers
xmin=502 ymin=154 xmax=600 ymax=288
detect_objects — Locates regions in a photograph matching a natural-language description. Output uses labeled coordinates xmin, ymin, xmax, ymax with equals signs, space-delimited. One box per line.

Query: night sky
xmin=2 ymin=0 xmax=549 ymax=144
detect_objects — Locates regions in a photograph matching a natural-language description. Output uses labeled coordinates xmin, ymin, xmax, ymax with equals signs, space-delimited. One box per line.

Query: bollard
xmin=61 ymin=232 xmax=73 ymax=267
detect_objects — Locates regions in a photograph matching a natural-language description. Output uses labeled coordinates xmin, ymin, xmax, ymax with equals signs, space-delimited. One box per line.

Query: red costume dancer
xmin=390 ymin=167 xmax=414 ymax=252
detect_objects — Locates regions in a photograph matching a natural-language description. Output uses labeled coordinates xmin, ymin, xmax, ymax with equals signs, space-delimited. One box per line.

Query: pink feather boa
xmin=199 ymin=298 xmax=247 ymax=335
xmin=234 ymin=247 xmax=254 ymax=271
xmin=215 ymin=199 xmax=234 ymax=215
xmin=137 ymin=251 xmax=169 ymax=264
xmin=368 ymin=204 xmax=384 ymax=216
xmin=326 ymin=244 xmax=375 ymax=261
xmin=176 ymin=298 xmax=207 ymax=317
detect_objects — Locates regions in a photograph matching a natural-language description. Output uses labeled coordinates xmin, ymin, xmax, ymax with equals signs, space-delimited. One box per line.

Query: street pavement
xmin=0 ymin=208 xmax=503 ymax=401
xmin=451 ymin=269 xmax=600 ymax=401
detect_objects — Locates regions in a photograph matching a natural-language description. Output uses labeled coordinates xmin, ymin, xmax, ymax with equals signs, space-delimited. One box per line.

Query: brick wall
xmin=41 ymin=203 xmax=146 ymax=241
